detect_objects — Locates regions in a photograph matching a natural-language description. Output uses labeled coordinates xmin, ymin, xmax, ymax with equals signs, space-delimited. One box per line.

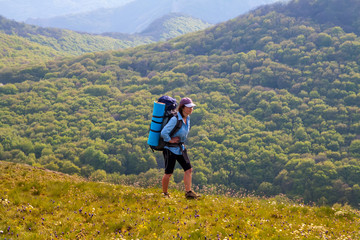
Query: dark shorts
xmin=163 ymin=148 xmax=192 ymax=174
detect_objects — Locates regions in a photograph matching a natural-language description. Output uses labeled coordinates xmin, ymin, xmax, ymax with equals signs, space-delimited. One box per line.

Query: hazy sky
xmin=0 ymin=0 xmax=287 ymax=34
xmin=0 ymin=0 xmax=133 ymax=21
xmin=0 ymin=0 xmax=287 ymax=22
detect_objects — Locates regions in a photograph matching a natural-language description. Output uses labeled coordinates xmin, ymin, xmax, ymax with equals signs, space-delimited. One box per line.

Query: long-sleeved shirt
xmin=161 ymin=111 xmax=190 ymax=155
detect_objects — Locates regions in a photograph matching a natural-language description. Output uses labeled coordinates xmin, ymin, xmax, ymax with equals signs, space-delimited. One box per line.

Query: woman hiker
xmin=160 ymin=97 xmax=200 ymax=199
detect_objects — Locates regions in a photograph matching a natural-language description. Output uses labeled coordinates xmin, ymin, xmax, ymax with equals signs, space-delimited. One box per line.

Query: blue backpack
xmin=158 ymin=96 xmax=177 ymax=113
xmin=148 ymin=96 xmax=182 ymax=151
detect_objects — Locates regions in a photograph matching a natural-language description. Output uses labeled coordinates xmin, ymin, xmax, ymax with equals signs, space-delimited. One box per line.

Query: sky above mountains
xmin=0 ymin=0 xmax=132 ymax=21
xmin=0 ymin=0 xmax=289 ymax=36
xmin=0 ymin=0 xmax=285 ymax=23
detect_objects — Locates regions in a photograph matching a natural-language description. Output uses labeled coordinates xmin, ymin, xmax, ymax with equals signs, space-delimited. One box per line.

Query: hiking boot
xmin=185 ymin=190 xmax=200 ymax=199
xmin=162 ymin=192 xmax=171 ymax=198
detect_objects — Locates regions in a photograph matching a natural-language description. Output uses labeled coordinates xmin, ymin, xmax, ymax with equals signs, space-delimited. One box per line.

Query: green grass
xmin=0 ymin=161 xmax=359 ymax=239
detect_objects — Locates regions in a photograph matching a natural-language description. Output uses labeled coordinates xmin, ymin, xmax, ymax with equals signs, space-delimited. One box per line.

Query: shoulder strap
xmin=169 ymin=117 xmax=182 ymax=137
xmin=164 ymin=118 xmax=183 ymax=148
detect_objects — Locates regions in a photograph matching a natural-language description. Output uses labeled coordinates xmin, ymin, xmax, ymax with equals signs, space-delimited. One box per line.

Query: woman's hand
xmin=169 ymin=136 xmax=180 ymax=143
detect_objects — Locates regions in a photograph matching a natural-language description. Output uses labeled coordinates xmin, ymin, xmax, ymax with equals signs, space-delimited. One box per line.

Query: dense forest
xmin=1 ymin=0 xmax=360 ymax=207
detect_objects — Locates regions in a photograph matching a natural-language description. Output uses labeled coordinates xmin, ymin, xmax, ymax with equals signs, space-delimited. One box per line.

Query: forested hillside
xmin=0 ymin=32 xmax=69 ymax=68
xmin=0 ymin=16 xmax=150 ymax=62
xmin=1 ymin=0 xmax=360 ymax=207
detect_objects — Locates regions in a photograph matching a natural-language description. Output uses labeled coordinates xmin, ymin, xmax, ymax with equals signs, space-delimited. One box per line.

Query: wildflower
xmin=335 ymin=211 xmax=345 ymax=216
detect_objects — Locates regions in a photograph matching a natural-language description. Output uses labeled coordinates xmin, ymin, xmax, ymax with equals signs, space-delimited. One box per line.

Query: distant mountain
xmin=27 ymin=0 xmax=175 ymax=34
xmin=0 ymin=0 xmax=133 ymax=21
xmin=26 ymin=0 xmax=284 ymax=34
xmin=0 ymin=15 xmax=152 ymax=68
xmin=139 ymin=13 xmax=213 ymax=41
xmin=0 ymin=13 xmax=213 ymax=68
xmin=0 ymin=15 xmax=153 ymax=53
xmin=103 ymin=13 xmax=213 ymax=42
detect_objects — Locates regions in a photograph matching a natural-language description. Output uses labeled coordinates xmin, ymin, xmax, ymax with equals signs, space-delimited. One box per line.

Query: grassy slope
xmin=0 ymin=161 xmax=359 ymax=239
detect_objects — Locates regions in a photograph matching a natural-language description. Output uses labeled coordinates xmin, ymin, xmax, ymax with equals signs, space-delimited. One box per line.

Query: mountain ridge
xmin=254 ymin=0 xmax=360 ymax=35
xmin=0 ymin=15 xmax=150 ymax=55
xmin=0 ymin=13 xmax=211 ymax=68
xmin=139 ymin=13 xmax=213 ymax=41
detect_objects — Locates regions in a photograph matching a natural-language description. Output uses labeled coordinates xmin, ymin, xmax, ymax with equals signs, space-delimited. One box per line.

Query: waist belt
xmin=165 ymin=142 xmax=184 ymax=148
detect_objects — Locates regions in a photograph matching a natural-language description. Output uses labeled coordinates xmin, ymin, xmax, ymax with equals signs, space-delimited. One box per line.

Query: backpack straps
xmin=169 ymin=118 xmax=182 ymax=137
xmin=165 ymin=118 xmax=183 ymax=148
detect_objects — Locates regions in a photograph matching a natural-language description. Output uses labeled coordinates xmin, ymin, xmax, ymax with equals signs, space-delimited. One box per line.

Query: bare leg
xmin=162 ymin=174 xmax=172 ymax=193
xmin=184 ymin=168 xmax=192 ymax=192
